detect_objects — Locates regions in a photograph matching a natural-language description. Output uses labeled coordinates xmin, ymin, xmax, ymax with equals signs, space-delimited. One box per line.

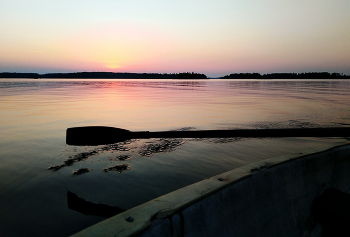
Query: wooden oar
xmin=66 ymin=126 xmax=350 ymax=146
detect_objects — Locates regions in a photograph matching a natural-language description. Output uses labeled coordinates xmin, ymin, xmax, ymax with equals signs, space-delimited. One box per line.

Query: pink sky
xmin=1 ymin=0 xmax=349 ymax=77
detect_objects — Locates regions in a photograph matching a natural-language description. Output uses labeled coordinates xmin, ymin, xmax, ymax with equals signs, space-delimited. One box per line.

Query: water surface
xmin=0 ymin=79 xmax=349 ymax=236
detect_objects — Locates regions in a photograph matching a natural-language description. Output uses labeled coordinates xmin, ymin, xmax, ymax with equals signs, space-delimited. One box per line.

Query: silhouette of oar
xmin=66 ymin=126 xmax=350 ymax=146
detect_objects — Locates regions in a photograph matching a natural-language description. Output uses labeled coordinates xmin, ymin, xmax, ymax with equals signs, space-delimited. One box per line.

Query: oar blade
xmin=66 ymin=126 xmax=131 ymax=145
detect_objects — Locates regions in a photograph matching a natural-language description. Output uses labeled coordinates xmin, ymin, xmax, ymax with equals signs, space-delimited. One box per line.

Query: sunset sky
xmin=1 ymin=0 xmax=349 ymax=77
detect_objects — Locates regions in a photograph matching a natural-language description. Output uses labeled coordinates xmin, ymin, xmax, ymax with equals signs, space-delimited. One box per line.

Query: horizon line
xmin=1 ymin=71 xmax=350 ymax=77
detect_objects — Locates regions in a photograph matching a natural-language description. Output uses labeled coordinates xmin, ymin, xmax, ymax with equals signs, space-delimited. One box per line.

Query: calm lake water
xmin=1 ymin=79 xmax=350 ymax=236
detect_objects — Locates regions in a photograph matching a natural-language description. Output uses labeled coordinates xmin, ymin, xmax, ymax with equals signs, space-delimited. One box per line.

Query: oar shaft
xmin=131 ymin=127 xmax=350 ymax=139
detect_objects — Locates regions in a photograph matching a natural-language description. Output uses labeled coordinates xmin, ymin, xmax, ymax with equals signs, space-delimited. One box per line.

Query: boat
xmin=70 ymin=141 xmax=350 ymax=237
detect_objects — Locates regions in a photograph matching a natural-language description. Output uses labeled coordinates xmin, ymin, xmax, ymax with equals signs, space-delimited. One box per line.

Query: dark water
xmin=0 ymin=79 xmax=349 ymax=236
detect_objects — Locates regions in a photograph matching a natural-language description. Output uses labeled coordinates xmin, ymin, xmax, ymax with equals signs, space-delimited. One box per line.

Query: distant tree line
xmin=0 ymin=72 xmax=40 ymax=79
xmin=221 ymin=72 xmax=350 ymax=79
xmin=177 ymin=72 xmax=207 ymax=79
xmin=41 ymin=72 xmax=179 ymax=79
xmin=1 ymin=71 xmax=349 ymax=79
xmin=0 ymin=72 xmax=207 ymax=79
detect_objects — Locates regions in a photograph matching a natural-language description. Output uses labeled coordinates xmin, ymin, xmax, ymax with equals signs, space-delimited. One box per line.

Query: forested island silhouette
xmin=0 ymin=72 xmax=207 ymax=79
xmin=1 ymin=71 xmax=349 ymax=79
xmin=221 ymin=72 xmax=350 ymax=79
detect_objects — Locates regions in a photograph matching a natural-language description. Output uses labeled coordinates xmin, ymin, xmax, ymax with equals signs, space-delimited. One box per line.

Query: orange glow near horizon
xmin=1 ymin=1 xmax=350 ymax=77
xmin=105 ymin=64 xmax=122 ymax=69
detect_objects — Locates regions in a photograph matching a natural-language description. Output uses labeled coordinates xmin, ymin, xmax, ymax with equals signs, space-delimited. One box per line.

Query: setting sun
xmin=105 ymin=64 xmax=122 ymax=69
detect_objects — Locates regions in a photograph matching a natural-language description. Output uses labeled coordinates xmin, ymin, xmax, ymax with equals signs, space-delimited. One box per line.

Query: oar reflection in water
xmin=67 ymin=191 xmax=125 ymax=218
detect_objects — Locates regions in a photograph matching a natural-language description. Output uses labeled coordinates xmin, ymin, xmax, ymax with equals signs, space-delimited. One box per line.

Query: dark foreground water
xmin=0 ymin=79 xmax=349 ymax=236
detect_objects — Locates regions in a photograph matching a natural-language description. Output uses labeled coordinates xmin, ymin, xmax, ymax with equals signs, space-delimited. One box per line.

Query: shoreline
xmin=1 ymin=71 xmax=350 ymax=79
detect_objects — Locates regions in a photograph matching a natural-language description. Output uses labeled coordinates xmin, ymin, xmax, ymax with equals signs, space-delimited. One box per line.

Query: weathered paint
xmin=71 ymin=142 xmax=350 ymax=237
